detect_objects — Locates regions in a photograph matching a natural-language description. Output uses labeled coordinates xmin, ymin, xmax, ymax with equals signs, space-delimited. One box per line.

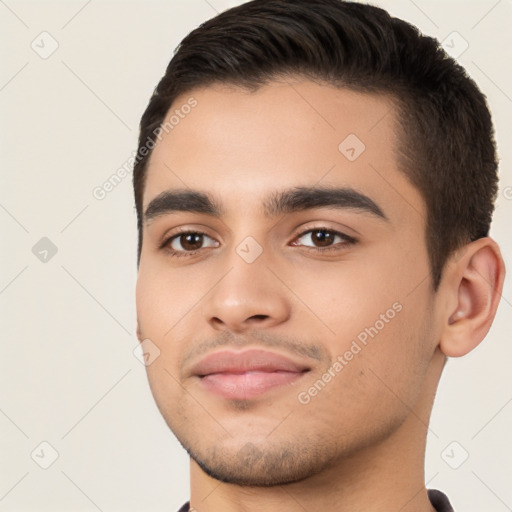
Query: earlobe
xmin=439 ymin=237 xmax=505 ymax=358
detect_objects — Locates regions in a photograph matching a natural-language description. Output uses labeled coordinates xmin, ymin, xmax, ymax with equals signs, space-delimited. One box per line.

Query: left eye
xmin=292 ymin=228 xmax=355 ymax=249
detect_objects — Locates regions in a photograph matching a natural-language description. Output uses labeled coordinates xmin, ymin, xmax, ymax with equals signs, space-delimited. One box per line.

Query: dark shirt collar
xmin=177 ymin=488 xmax=454 ymax=511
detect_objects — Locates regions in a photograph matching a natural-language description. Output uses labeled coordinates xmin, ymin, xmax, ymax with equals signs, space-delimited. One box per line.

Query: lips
xmin=189 ymin=349 xmax=311 ymax=400
xmin=190 ymin=349 xmax=311 ymax=376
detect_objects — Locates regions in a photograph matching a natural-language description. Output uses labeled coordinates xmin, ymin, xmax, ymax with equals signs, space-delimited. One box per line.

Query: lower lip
xmin=199 ymin=370 xmax=307 ymax=400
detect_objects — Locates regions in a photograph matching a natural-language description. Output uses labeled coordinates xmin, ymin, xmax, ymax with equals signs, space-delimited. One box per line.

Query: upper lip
xmin=189 ymin=348 xmax=312 ymax=377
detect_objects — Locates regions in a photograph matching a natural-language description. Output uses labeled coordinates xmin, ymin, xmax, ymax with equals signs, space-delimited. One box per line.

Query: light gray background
xmin=1 ymin=0 xmax=511 ymax=510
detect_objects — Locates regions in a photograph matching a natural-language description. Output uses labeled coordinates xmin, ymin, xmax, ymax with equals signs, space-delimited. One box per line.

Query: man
xmin=132 ymin=1 xmax=505 ymax=510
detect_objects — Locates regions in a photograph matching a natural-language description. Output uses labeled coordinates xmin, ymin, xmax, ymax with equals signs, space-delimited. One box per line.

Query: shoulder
xmin=428 ymin=489 xmax=454 ymax=512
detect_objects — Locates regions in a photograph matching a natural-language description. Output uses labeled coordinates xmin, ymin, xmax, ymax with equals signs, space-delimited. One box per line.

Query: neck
xmin=188 ymin=349 xmax=445 ymax=512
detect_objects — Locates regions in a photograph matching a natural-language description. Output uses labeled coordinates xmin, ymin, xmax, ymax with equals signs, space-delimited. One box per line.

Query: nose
xmin=204 ymin=255 xmax=291 ymax=333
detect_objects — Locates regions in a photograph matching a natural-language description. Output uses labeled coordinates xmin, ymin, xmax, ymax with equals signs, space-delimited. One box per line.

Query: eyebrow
xmin=143 ymin=186 xmax=388 ymax=225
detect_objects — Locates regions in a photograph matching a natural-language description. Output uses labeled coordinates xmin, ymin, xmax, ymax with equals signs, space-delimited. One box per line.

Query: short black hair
xmin=133 ymin=0 xmax=498 ymax=290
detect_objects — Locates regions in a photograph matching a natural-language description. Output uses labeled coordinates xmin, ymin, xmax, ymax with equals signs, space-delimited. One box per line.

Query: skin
xmin=135 ymin=78 xmax=505 ymax=512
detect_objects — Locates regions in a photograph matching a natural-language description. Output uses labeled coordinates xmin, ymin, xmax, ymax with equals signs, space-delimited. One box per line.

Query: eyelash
xmin=159 ymin=226 xmax=357 ymax=258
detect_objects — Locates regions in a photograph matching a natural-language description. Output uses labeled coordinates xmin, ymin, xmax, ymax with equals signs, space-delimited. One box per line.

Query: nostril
xmin=248 ymin=315 xmax=269 ymax=321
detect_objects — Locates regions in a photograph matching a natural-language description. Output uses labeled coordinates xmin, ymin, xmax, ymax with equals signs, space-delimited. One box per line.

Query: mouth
xmin=200 ymin=370 xmax=309 ymax=400
xmin=190 ymin=348 xmax=311 ymax=400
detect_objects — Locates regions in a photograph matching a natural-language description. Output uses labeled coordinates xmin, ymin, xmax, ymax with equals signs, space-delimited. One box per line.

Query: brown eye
xmin=292 ymin=228 xmax=356 ymax=251
xmin=310 ymin=230 xmax=336 ymax=247
xmin=163 ymin=231 xmax=219 ymax=255
xmin=178 ymin=233 xmax=204 ymax=251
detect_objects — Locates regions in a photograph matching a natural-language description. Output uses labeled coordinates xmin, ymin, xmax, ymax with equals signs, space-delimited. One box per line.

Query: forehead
xmin=142 ymin=79 xmax=425 ymax=225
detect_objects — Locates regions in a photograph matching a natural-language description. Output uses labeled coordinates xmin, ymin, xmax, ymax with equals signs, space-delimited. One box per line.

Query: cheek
xmin=295 ymin=302 xmax=432 ymax=443
xmin=135 ymin=259 xmax=196 ymax=338
xmin=136 ymin=269 xmax=166 ymax=337
xmin=291 ymin=258 xmax=401 ymax=339
xmin=293 ymin=259 xmax=432 ymax=403
xmin=135 ymin=266 xmax=188 ymax=413
xmin=312 ymin=244 xmax=429 ymax=344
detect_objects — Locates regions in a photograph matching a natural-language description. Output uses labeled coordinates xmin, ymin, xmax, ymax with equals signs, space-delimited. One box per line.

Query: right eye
xmin=161 ymin=231 xmax=219 ymax=257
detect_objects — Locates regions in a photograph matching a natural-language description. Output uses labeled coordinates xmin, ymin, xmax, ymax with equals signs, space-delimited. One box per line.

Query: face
xmin=135 ymin=78 xmax=438 ymax=486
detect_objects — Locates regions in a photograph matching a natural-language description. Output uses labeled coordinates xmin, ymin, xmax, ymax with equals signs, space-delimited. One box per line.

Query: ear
xmin=439 ymin=237 xmax=506 ymax=357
